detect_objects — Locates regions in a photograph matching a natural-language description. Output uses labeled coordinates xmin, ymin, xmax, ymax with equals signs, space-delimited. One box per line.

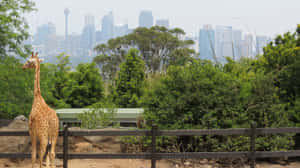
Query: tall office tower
xmin=232 ymin=29 xmax=242 ymax=60
xmin=114 ymin=24 xmax=130 ymax=38
xmin=256 ymin=35 xmax=270 ymax=55
xmin=64 ymin=8 xmax=70 ymax=41
xmin=215 ymin=26 xmax=233 ymax=62
xmin=34 ymin=22 xmax=56 ymax=45
xmin=101 ymin=11 xmax=114 ymax=42
xmin=80 ymin=14 xmax=96 ymax=50
xmin=139 ymin=10 xmax=153 ymax=28
xmin=199 ymin=25 xmax=215 ymax=61
xmin=241 ymin=32 xmax=254 ymax=58
xmin=155 ymin=19 xmax=169 ymax=28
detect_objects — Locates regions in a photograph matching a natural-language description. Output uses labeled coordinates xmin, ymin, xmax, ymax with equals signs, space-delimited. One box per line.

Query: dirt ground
xmin=2 ymin=158 xmax=300 ymax=168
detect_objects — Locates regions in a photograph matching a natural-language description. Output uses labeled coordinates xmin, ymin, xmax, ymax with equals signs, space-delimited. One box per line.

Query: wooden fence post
xmin=63 ymin=124 xmax=69 ymax=168
xmin=250 ymin=122 xmax=257 ymax=168
xmin=151 ymin=124 xmax=158 ymax=168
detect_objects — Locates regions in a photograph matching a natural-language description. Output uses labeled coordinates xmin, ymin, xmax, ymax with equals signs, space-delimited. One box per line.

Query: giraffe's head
xmin=22 ymin=52 xmax=44 ymax=70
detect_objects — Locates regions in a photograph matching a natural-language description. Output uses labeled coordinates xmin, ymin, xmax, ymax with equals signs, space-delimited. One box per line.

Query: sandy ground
xmin=1 ymin=158 xmax=300 ymax=168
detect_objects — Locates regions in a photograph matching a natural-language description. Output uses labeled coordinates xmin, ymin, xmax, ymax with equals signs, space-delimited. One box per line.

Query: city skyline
xmin=26 ymin=0 xmax=299 ymax=37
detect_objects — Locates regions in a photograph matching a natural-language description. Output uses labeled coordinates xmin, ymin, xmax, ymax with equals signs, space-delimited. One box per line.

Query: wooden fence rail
xmin=1 ymin=123 xmax=300 ymax=168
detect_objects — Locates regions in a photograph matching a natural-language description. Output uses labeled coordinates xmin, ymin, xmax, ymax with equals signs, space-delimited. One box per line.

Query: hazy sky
xmin=26 ymin=0 xmax=299 ymax=37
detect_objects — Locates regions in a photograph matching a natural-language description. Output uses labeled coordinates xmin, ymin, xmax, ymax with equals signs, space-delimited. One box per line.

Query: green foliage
xmin=63 ymin=62 xmax=104 ymax=108
xmin=112 ymin=49 xmax=145 ymax=108
xmin=49 ymin=54 xmax=72 ymax=108
xmin=0 ymin=0 xmax=35 ymax=58
xmin=94 ymin=26 xmax=196 ymax=80
xmin=78 ymin=99 xmax=118 ymax=129
xmin=0 ymin=57 xmax=33 ymax=118
xmin=142 ymin=58 xmax=293 ymax=152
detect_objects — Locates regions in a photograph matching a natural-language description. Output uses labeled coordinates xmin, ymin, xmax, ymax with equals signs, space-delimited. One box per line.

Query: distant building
xmin=232 ymin=29 xmax=242 ymax=60
xmin=80 ymin=14 xmax=96 ymax=50
xmin=34 ymin=22 xmax=56 ymax=45
xmin=199 ymin=25 xmax=215 ymax=61
xmin=155 ymin=19 xmax=169 ymax=28
xmin=241 ymin=33 xmax=254 ymax=58
xmin=139 ymin=10 xmax=153 ymax=28
xmin=114 ymin=24 xmax=130 ymax=38
xmin=215 ymin=26 xmax=233 ymax=62
xmin=256 ymin=35 xmax=270 ymax=55
xmin=101 ymin=11 xmax=114 ymax=42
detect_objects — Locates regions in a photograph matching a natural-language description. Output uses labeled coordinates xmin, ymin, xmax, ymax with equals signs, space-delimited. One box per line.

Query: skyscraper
xmin=101 ymin=11 xmax=114 ymax=42
xmin=256 ymin=35 xmax=270 ymax=55
xmin=199 ymin=25 xmax=215 ymax=61
xmin=232 ymin=29 xmax=242 ymax=60
xmin=241 ymin=32 xmax=254 ymax=58
xmin=155 ymin=19 xmax=169 ymax=28
xmin=80 ymin=14 xmax=96 ymax=50
xmin=139 ymin=10 xmax=153 ymax=28
xmin=215 ymin=26 xmax=233 ymax=62
xmin=34 ymin=22 xmax=56 ymax=45
xmin=114 ymin=24 xmax=130 ymax=38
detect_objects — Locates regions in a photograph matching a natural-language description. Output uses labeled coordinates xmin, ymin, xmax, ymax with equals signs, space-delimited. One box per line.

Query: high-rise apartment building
xmin=241 ymin=32 xmax=254 ymax=58
xmin=215 ymin=26 xmax=233 ymax=62
xmin=101 ymin=11 xmax=114 ymax=42
xmin=155 ymin=19 xmax=169 ymax=28
xmin=232 ymin=29 xmax=242 ymax=60
xmin=34 ymin=22 xmax=56 ymax=45
xmin=139 ymin=10 xmax=153 ymax=28
xmin=256 ymin=35 xmax=270 ymax=55
xmin=81 ymin=14 xmax=96 ymax=50
xmin=114 ymin=24 xmax=130 ymax=38
xmin=199 ymin=25 xmax=215 ymax=61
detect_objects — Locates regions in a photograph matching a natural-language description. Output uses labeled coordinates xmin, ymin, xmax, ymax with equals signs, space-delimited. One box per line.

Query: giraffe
xmin=23 ymin=52 xmax=59 ymax=168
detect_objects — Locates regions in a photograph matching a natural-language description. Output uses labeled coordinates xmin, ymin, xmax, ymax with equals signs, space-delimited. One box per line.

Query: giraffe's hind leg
xmin=30 ymin=131 xmax=37 ymax=168
xmin=39 ymin=136 xmax=48 ymax=168
xmin=49 ymin=136 xmax=58 ymax=168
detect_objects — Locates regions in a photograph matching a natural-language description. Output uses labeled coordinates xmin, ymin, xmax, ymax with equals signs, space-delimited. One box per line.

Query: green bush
xmin=78 ymin=99 xmax=119 ymax=129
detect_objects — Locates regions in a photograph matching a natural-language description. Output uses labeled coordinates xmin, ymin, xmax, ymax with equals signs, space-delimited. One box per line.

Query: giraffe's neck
xmin=34 ymin=59 xmax=41 ymax=96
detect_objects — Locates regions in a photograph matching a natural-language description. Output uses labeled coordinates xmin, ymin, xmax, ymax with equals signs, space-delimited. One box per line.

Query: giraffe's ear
xmin=39 ymin=58 xmax=44 ymax=63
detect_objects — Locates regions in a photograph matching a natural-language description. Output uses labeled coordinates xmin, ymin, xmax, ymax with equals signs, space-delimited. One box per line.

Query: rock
xmin=184 ymin=161 xmax=191 ymax=166
xmin=0 ymin=120 xmax=30 ymax=154
xmin=74 ymin=142 xmax=93 ymax=152
xmin=14 ymin=115 xmax=28 ymax=121
xmin=200 ymin=159 xmax=208 ymax=164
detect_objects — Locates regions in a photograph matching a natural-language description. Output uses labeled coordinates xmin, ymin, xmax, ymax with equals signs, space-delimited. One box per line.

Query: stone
xmin=14 ymin=115 xmax=28 ymax=121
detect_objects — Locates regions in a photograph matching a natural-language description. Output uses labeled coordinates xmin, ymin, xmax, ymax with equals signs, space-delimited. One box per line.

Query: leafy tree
xmin=63 ymin=62 xmax=104 ymax=108
xmin=48 ymin=53 xmax=72 ymax=108
xmin=261 ymin=26 xmax=300 ymax=128
xmin=262 ymin=27 xmax=300 ymax=102
xmin=94 ymin=26 xmax=196 ymax=80
xmin=0 ymin=57 xmax=33 ymax=119
xmin=112 ymin=49 xmax=145 ymax=107
xmin=0 ymin=0 xmax=35 ymax=58
xmin=142 ymin=59 xmax=293 ymax=152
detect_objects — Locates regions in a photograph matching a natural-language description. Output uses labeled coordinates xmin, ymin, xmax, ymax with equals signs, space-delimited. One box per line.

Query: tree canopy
xmin=112 ymin=48 xmax=146 ymax=108
xmin=93 ymin=26 xmax=196 ymax=80
xmin=0 ymin=0 xmax=35 ymax=58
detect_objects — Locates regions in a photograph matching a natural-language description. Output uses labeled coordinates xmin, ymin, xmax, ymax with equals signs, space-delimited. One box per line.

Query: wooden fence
xmin=1 ymin=123 xmax=300 ymax=168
